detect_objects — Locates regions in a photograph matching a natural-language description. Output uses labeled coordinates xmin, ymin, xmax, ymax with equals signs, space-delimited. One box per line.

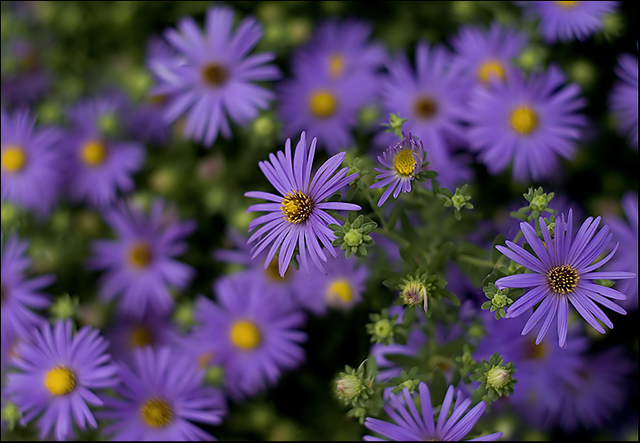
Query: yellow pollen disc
xmin=555 ymin=1 xmax=579 ymax=8
xmin=129 ymin=326 xmax=153 ymax=348
xmin=413 ymin=95 xmax=438 ymax=120
xmin=547 ymin=264 xmax=580 ymax=294
xmin=281 ymin=190 xmax=313 ymax=224
xmin=394 ymin=150 xmax=417 ymax=176
xmin=329 ymin=53 xmax=345 ymax=78
xmin=201 ymin=62 xmax=228 ymax=87
xmin=44 ymin=366 xmax=76 ymax=396
xmin=141 ymin=397 xmax=173 ymax=428
xmin=510 ymin=107 xmax=538 ymax=135
xmin=230 ymin=319 xmax=261 ymax=350
xmin=81 ymin=140 xmax=107 ymax=166
xmin=525 ymin=338 xmax=547 ymax=360
xmin=128 ymin=242 xmax=153 ymax=269
xmin=326 ymin=279 xmax=353 ymax=305
xmin=309 ymin=90 xmax=337 ymax=118
xmin=265 ymin=259 xmax=290 ymax=281
xmin=151 ymin=94 xmax=167 ymax=106
xmin=1 ymin=146 xmax=27 ymax=172
xmin=477 ymin=60 xmax=506 ymax=84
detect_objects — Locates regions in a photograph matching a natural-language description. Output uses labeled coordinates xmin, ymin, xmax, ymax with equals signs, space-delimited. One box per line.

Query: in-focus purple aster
xmin=88 ymin=198 xmax=196 ymax=318
xmin=1 ymin=107 xmax=62 ymax=217
xmin=495 ymin=210 xmax=635 ymax=348
xmin=449 ymin=22 xmax=529 ymax=88
xmin=369 ymin=132 xmax=425 ymax=207
xmin=193 ymin=273 xmax=307 ymax=402
xmin=465 ymin=65 xmax=587 ymax=182
xmin=6 ymin=319 xmax=119 ymax=441
xmin=61 ymin=96 xmax=145 ymax=207
xmin=151 ymin=6 xmax=280 ymax=147
xmin=518 ymin=1 xmax=619 ymax=43
xmin=245 ymin=131 xmax=360 ymax=277
xmin=364 ymin=382 xmax=502 ymax=441
xmin=291 ymin=247 xmax=368 ymax=315
xmin=1 ymin=233 xmax=53 ymax=338
xmin=603 ymin=192 xmax=638 ymax=310
xmin=374 ymin=41 xmax=473 ymax=189
xmin=99 ymin=346 xmax=227 ymax=441
xmin=609 ymin=52 xmax=638 ymax=149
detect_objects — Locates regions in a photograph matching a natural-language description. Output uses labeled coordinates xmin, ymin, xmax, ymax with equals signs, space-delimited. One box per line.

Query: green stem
xmin=458 ymin=255 xmax=496 ymax=268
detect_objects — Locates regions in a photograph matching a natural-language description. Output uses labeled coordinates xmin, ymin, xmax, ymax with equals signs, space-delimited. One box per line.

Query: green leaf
xmin=490 ymin=234 xmax=506 ymax=263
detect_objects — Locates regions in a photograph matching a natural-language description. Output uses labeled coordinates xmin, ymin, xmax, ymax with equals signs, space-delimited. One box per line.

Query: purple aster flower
xmin=1 ymin=107 xmax=62 ymax=217
xmin=603 ymin=192 xmax=638 ymax=310
xmin=449 ymin=22 xmax=529 ymax=88
xmin=609 ymin=52 xmax=638 ymax=149
xmin=104 ymin=310 xmax=181 ymax=367
xmin=1 ymin=233 xmax=53 ymax=338
xmin=291 ymin=247 xmax=368 ymax=315
xmin=88 ymin=198 xmax=196 ymax=318
xmin=151 ymin=6 xmax=280 ymax=147
xmin=193 ymin=273 xmax=307 ymax=402
xmin=518 ymin=1 xmax=619 ymax=43
xmin=465 ymin=65 xmax=587 ymax=182
xmin=277 ymin=56 xmax=376 ymax=155
xmin=495 ymin=210 xmax=635 ymax=348
xmin=6 ymin=319 xmax=119 ymax=441
xmin=99 ymin=346 xmax=227 ymax=441
xmin=60 ymin=96 xmax=145 ymax=207
xmin=364 ymin=382 xmax=502 ymax=441
xmin=369 ymin=132 xmax=425 ymax=207
xmin=0 ymin=39 xmax=51 ymax=107
xmin=374 ymin=41 xmax=473 ymax=189
xmin=245 ymin=131 xmax=360 ymax=277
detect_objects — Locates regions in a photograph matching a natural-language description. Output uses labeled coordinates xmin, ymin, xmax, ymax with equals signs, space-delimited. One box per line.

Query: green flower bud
xmin=335 ymin=374 xmax=365 ymax=401
xmin=486 ymin=365 xmax=510 ymax=390
xmin=50 ymin=293 xmax=79 ymax=321
xmin=401 ymin=280 xmax=426 ymax=307
xmin=373 ymin=319 xmax=393 ymax=339
xmin=344 ymin=229 xmax=363 ymax=247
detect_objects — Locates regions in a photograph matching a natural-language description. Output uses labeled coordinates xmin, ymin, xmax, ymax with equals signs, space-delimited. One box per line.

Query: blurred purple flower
xmin=609 ymin=52 xmax=638 ymax=149
xmin=99 ymin=346 xmax=227 ymax=440
xmin=7 ymin=319 xmax=119 ymax=441
xmin=151 ymin=6 xmax=280 ymax=147
xmin=88 ymin=198 xmax=196 ymax=318
xmin=245 ymin=131 xmax=360 ymax=277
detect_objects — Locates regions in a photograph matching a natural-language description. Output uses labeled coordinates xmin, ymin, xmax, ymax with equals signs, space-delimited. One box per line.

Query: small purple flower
xmin=99 ymin=346 xmax=227 ymax=441
xmin=1 ymin=107 xmax=62 ymax=217
xmin=364 ymin=382 xmax=502 ymax=441
xmin=88 ymin=198 xmax=196 ymax=318
xmin=603 ymin=192 xmax=638 ymax=310
xmin=245 ymin=131 xmax=360 ymax=277
xmin=495 ymin=210 xmax=635 ymax=348
xmin=609 ymin=52 xmax=638 ymax=149
xmin=1 ymin=233 xmax=53 ymax=338
xmin=193 ymin=273 xmax=307 ymax=402
xmin=465 ymin=65 xmax=587 ymax=182
xmin=369 ymin=133 xmax=425 ymax=207
xmin=374 ymin=41 xmax=473 ymax=189
xmin=449 ymin=22 xmax=529 ymax=88
xmin=518 ymin=1 xmax=619 ymax=43
xmin=61 ymin=96 xmax=145 ymax=207
xmin=6 ymin=319 xmax=119 ymax=441
xmin=291 ymin=247 xmax=368 ymax=315
xmin=151 ymin=6 xmax=280 ymax=147
xmin=0 ymin=39 xmax=51 ymax=107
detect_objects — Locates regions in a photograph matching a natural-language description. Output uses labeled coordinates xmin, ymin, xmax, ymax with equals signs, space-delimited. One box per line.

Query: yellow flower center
xmin=230 ymin=319 xmax=261 ymax=350
xmin=413 ymin=95 xmax=438 ymax=120
xmin=547 ymin=264 xmax=580 ymax=294
xmin=326 ymin=279 xmax=353 ymax=306
xmin=555 ymin=1 xmax=579 ymax=8
xmin=1 ymin=146 xmax=27 ymax=172
xmin=265 ymin=259 xmax=291 ymax=281
xmin=129 ymin=325 xmax=153 ymax=348
xmin=281 ymin=190 xmax=313 ymax=224
xmin=477 ymin=60 xmax=506 ymax=84
xmin=329 ymin=53 xmax=345 ymax=78
xmin=128 ymin=241 xmax=153 ymax=269
xmin=201 ymin=62 xmax=228 ymax=87
xmin=141 ymin=397 xmax=173 ymax=428
xmin=309 ymin=90 xmax=337 ymax=118
xmin=44 ymin=366 xmax=76 ymax=396
xmin=80 ymin=140 xmax=107 ymax=166
xmin=394 ymin=150 xmax=417 ymax=176
xmin=510 ymin=106 xmax=538 ymax=135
